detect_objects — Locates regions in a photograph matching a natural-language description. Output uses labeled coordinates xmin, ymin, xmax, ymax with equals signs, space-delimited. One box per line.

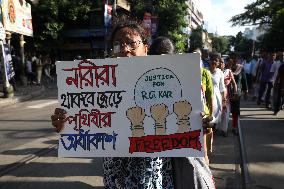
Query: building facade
xmin=61 ymin=0 xmax=131 ymax=60
xmin=185 ymin=0 xmax=212 ymax=50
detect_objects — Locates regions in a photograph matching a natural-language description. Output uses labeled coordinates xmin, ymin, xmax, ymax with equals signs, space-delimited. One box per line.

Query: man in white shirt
xmin=252 ymin=51 xmax=267 ymax=100
xmin=272 ymin=52 xmax=284 ymax=113
xmin=271 ymin=52 xmax=282 ymax=85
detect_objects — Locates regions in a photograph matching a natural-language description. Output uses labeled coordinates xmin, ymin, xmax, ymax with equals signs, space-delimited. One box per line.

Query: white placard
xmin=56 ymin=54 xmax=204 ymax=157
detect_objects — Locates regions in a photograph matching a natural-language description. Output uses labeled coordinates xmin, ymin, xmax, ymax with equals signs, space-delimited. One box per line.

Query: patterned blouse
xmin=103 ymin=157 xmax=174 ymax=189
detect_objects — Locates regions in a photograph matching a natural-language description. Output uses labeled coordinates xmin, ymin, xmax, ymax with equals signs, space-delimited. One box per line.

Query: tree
xmin=211 ymin=36 xmax=230 ymax=54
xmin=230 ymin=0 xmax=284 ymax=51
xmin=130 ymin=0 xmax=189 ymax=52
xmin=30 ymin=0 xmax=94 ymax=51
xmin=232 ymin=32 xmax=253 ymax=54
xmin=189 ymin=26 xmax=203 ymax=51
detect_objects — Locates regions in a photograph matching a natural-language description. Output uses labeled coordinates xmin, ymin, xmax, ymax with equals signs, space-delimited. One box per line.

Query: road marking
xmin=27 ymin=100 xmax=58 ymax=109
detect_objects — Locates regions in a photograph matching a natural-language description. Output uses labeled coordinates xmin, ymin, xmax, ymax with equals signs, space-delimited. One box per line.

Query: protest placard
xmin=56 ymin=53 xmax=204 ymax=157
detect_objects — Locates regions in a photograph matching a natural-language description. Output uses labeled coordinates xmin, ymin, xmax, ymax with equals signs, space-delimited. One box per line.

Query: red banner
xmin=129 ymin=130 xmax=202 ymax=154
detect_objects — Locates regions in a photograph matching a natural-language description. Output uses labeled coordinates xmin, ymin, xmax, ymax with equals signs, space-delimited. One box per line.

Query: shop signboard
xmin=1 ymin=0 xmax=33 ymax=36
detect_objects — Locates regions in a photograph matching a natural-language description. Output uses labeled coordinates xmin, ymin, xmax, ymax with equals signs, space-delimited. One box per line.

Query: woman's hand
xmin=51 ymin=108 xmax=67 ymax=133
xmin=201 ymin=112 xmax=214 ymax=134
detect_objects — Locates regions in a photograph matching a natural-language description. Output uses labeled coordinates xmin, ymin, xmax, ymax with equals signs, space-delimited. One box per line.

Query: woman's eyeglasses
xmin=113 ymin=40 xmax=143 ymax=53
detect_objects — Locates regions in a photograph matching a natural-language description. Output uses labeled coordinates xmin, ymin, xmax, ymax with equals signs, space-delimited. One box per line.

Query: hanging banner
xmin=1 ymin=0 xmax=33 ymax=36
xmin=0 ymin=41 xmax=14 ymax=81
xmin=0 ymin=22 xmax=5 ymax=40
xmin=56 ymin=54 xmax=204 ymax=157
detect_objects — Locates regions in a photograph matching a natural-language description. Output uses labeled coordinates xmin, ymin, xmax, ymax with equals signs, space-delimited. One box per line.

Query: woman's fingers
xmin=54 ymin=123 xmax=65 ymax=133
xmin=200 ymin=112 xmax=206 ymax=118
xmin=51 ymin=114 xmax=66 ymax=121
xmin=54 ymin=108 xmax=67 ymax=115
xmin=51 ymin=119 xmax=66 ymax=132
xmin=51 ymin=110 xmax=67 ymax=133
xmin=202 ymin=115 xmax=214 ymax=129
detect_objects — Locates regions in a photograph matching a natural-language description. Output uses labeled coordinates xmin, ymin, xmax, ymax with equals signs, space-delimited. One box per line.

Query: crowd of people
xmin=216 ymin=51 xmax=284 ymax=116
xmin=11 ymin=53 xmax=55 ymax=86
xmin=51 ymin=19 xmax=284 ymax=189
xmin=198 ymin=49 xmax=284 ymax=165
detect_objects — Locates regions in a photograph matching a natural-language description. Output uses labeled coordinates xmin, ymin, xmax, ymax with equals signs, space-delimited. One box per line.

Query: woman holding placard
xmin=52 ymin=21 xmax=173 ymax=189
xmin=52 ymin=20 xmax=215 ymax=189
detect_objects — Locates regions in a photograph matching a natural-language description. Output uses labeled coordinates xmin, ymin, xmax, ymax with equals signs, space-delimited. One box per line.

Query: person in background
xmin=243 ymin=54 xmax=252 ymax=92
xmin=33 ymin=54 xmax=43 ymax=86
xmin=209 ymin=53 xmax=225 ymax=150
xmin=150 ymin=38 xmax=215 ymax=189
xmin=252 ymin=50 xmax=267 ymax=102
xmin=230 ymin=53 xmax=248 ymax=135
xmin=257 ymin=52 xmax=275 ymax=108
xmin=201 ymin=49 xmax=210 ymax=70
xmin=11 ymin=52 xmax=21 ymax=82
xmin=273 ymin=52 xmax=284 ymax=116
xmin=250 ymin=55 xmax=259 ymax=100
xmin=219 ymin=58 xmax=237 ymax=137
xmin=271 ymin=52 xmax=283 ymax=112
xmin=43 ymin=55 xmax=54 ymax=84
xmin=25 ymin=54 xmax=35 ymax=85
xmin=148 ymin=36 xmax=175 ymax=55
xmin=190 ymin=48 xmax=214 ymax=165
xmin=200 ymin=63 xmax=214 ymax=165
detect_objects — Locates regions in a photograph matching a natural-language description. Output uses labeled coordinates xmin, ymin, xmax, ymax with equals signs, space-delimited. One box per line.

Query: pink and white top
xmin=224 ymin=69 xmax=234 ymax=87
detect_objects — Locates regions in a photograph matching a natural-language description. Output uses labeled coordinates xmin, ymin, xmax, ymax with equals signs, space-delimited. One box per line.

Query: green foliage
xmin=169 ymin=31 xmax=187 ymax=52
xmin=211 ymin=36 xmax=230 ymax=54
xmin=233 ymin=32 xmax=253 ymax=54
xmin=130 ymin=0 xmax=189 ymax=52
xmin=31 ymin=0 xmax=93 ymax=48
xmin=230 ymin=0 xmax=273 ymax=26
xmin=189 ymin=26 xmax=203 ymax=51
xmin=230 ymin=0 xmax=284 ymax=51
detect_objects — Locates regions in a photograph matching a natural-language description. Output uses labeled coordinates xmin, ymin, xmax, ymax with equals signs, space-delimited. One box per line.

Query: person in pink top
xmin=219 ymin=58 xmax=237 ymax=137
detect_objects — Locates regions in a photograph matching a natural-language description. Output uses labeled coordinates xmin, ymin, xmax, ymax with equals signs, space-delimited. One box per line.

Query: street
xmin=0 ymin=89 xmax=283 ymax=189
xmin=240 ymin=101 xmax=284 ymax=189
xmin=0 ymin=89 xmax=105 ymax=188
xmin=0 ymin=90 xmax=57 ymax=153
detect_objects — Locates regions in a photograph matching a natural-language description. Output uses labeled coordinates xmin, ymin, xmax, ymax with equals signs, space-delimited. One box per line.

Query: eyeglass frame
xmin=113 ymin=40 xmax=144 ymax=53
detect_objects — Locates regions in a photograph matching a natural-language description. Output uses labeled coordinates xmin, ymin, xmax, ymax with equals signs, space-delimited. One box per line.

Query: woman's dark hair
xmin=229 ymin=52 xmax=237 ymax=59
xmin=110 ymin=20 xmax=149 ymax=45
xmin=148 ymin=37 xmax=175 ymax=55
xmin=209 ymin=52 xmax=220 ymax=61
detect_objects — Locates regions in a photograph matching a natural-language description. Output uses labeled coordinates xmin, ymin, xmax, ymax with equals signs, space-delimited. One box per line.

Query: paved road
xmin=240 ymin=101 xmax=284 ymax=189
xmin=0 ymin=90 xmax=57 ymax=153
xmin=0 ymin=147 xmax=104 ymax=189
xmin=0 ymin=90 xmax=105 ymax=188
